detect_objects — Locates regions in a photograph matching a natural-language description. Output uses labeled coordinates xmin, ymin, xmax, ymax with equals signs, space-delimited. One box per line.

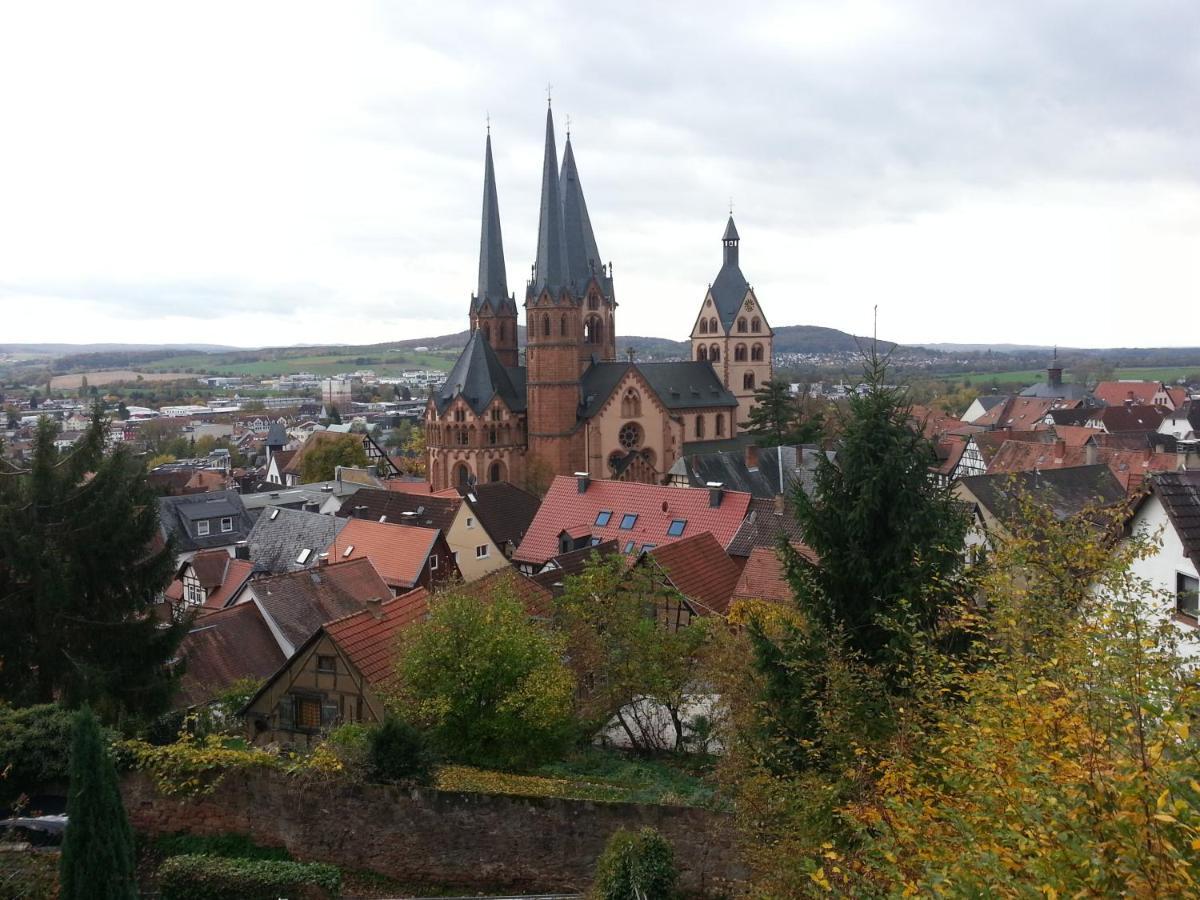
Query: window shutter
xmin=277 ymin=697 xmax=295 ymax=730
xmin=321 ymin=702 xmax=339 ymax=729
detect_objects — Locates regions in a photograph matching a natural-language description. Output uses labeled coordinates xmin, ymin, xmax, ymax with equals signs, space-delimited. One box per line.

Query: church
xmin=425 ymin=104 xmax=774 ymax=492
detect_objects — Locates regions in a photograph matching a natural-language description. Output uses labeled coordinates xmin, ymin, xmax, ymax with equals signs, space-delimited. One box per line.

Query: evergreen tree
xmin=0 ymin=405 xmax=185 ymax=722
xmin=742 ymin=378 xmax=823 ymax=446
xmin=59 ymin=706 xmax=137 ymax=900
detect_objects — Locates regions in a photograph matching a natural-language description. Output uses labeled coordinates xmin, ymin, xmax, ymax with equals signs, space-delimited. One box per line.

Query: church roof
xmin=579 ymin=361 xmax=739 ymax=419
xmin=472 ymin=133 xmax=514 ymax=315
xmin=709 ymin=216 xmax=752 ymax=330
xmin=434 ymin=330 xmax=527 ymax=416
xmin=264 ymin=420 xmax=289 ymax=446
xmin=530 ymin=106 xmax=570 ymax=299
xmin=560 ymin=136 xmax=606 ymax=296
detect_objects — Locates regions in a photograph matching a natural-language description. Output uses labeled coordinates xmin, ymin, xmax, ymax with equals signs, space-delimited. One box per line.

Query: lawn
xmin=955 ymin=366 xmax=1199 ymax=387
xmin=136 ymin=350 xmax=458 ymax=377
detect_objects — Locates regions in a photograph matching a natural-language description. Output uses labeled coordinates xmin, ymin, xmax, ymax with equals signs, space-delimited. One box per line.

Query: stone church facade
xmin=426 ymin=105 xmax=773 ymax=492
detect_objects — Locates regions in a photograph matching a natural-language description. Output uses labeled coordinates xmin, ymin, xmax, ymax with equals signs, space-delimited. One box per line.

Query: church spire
xmin=722 ymin=214 xmax=740 ymax=267
xmin=560 ymin=133 xmax=602 ymax=291
xmin=530 ymin=104 xmax=569 ymax=298
xmin=474 ymin=132 xmax=508 ymax=310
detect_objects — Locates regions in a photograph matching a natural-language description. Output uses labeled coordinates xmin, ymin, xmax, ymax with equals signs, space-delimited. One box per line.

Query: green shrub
xmin=325 ymin=722 xmax=371 ymax=776
xmin=368 ymin=717 xmax=434 ymax=784
xmin=592 ymin=827 xmax=678 ymax=900
xmin=0 ymin=704 xmax=79 ymax=805
xmin=153 ymin=831 xmax=291 ymax=861
xmin=158 ymin=854 xmax=341 ymax=900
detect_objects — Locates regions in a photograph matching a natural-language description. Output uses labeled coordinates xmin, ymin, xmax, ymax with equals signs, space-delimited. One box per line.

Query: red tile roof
xmin=327 ymin=518 xmax=440 ymax=590
xmin=384 ymin=479 xmax=436 ymax=494
xmin=176 ymin=602 xmax=286 ymax=708
xmin=987 ymin=440 xmax=1178 ymax=493
xmin=1093 ymin=381 xmax=1169 ymax=408
xmin=1052 ymin=425 xmax=1102 ymax=447
xmin=324 ymin=588 xmax=430 ymax=687
xmin=644 ymin=532 xmax=743 ymax=617
xmin=460 ymin=567 xmax=555 ymax=618
xmin=514 ymin=476 xmax=753 ymax=566
xmin=730 ymin=546 xmax=794 ymax=606
xmin=974 ymin=397 xmax=1070 ymax=431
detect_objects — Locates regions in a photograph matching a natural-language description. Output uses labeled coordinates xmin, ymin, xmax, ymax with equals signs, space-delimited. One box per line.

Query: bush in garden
xmin=591 ymin=827 xmax=678 ymax=900
xmin=367 ymin=716 xmax=434 ymax=785
xmin=157 ymin=854 xmax=341 ymax=899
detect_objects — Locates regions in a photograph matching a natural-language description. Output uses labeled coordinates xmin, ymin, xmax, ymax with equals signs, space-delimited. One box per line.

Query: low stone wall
xmin=121 ymin=771 xmax=745 ymax=895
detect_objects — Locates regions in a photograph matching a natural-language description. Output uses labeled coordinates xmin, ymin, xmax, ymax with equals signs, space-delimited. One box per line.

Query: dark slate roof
xmin=708 ymin=215 xmax=751 ymax=330
xmin=529 ymin=105 xmax=570 ymax=299
xmin=246 ymin=506 xmax=348 ymax=574
xmin=1019 ymin=379 xmax=1091 ymax=400
xmin=1152 ymin=471 xmax=1200 ymax=568
xmin=958 ymin=464 xmax=1126 ymax=525
xmin=434 ymin=330 xmax=527 ymax=415
xmin=1048 ymin=408 xmax=1093 ymax=426
xmin=674 ymin=444 xmax=835 ymax=500
xmin=578 ymin=361 xmax=738 ymax=419
xmin=337 ymin=488 xmax=460 ymax=533
xmin=264 ymin=421 xmax=289 ymax=446
xmin=975 ymin=395 xmax=1009 ymax=411
xmin=471 ymin=132 xmax=515 ymax=315
xmin=459 ymin=481 xmax=543 ymax=551
xmin=560 ymin=136 xmax=608 ymax=297
xmin=726 ymin=497 xmax=806 ymax=557
xmin=529 ymin=540 xmax=621 ymax=597
xmin=158 ymin=490 xmax=254 ymax=553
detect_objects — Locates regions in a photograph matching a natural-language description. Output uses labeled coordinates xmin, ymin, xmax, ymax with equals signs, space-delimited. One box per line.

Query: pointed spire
xmin=560 ymin=133 xmax=603 ymax=290
xmin=531 ymin=105 xmax=569 ymax=298
xmin=722 ymin=214 xmax=740 ymax=266
xmin=474 ymin=132 xmax=508 ymax=311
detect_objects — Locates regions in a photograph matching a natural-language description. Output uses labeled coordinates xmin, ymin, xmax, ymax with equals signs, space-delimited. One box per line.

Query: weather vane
xmin=729 ymin=196 xmax=733 ymax=216
xmin=565 ymin=114 xmax=571 ymax=138
xmin=486 ymin=111 xmax=490 ymax=135
xmin=546 ymin=82 xmax=552 ymax=106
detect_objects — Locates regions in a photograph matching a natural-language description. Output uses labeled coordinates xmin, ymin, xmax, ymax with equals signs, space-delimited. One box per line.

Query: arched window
xmin=453 ymin=463 xmax=471 ymax=490
xmin=699 ymin=319 xmax=708 ymax=334
xmin=618 ymin=421 xmax=643 ymax=450
xmin=483 ymin=323 xmax=491 ymax=342
xmin=585 ymin=316 xmax=603 ymax=344
xmin=541 ymin=314 xmax=550 ymax=337
xmin=489 ymin=461 xmax=505 ymax=483
xmin=560 ymin=315 xmax=568 ymax=336
xmin=588 ymin=294 xmax=600 ymax=310
xmin=709 ymin=317 xmax=718 ymax=332
xmin=697 ymin=345 xmax=708 ymax=361
xmin=710 ymin=344 xmax=720 ymax=362
xmin=751 ymin=343 xmax=764 ymax=362
xmin=734 ymin=344 xmax=747 ymax=362
xmin=737 ymin=317 xmax=748 ymax=333
xmin=743 ymin=372 xmax=756 ymax=390
xmin=621 ymin=389 xmax=642 ymax=418
xmin=715 ymin=414 xmax=724 ymax=436
xmin=695 ymin=415 xmax=705 ymax=439
xmin=751 ymin=317 xmax=761 ymax=333
xmin=499 ymin=321 xmax=505 ymax=340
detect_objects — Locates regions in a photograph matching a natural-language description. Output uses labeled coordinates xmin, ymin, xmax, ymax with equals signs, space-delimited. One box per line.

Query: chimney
xmin=317 ymin=552 xmax=330 ymax=568
xmin=575 ymin=471 xmax=590 ymax=494
xmin=1053 ymin=439 xmax=1065 ymax=460
xmin=745 ymin=444 xmax=759 ymax=470
xmin=706 ymin=481 xmax=724 ymax=508
xmin=354 ymin=505 xmax=368 ymax=519
xmin=366 ymin=597 xmax=383 ymax=620
xmin=234 ymin=541 xmax=250 ymax=561
xmin=773 ymin=493 xmax=785 ymax=515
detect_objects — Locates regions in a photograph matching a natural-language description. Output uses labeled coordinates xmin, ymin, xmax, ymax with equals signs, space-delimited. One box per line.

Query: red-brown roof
xmin=1052 ymin=425 xmax=1101 ymax=447
xmin=644 ymin=532 xmax=743 ymax=617
xmin=178 ymin=550 xmax=257 ymax=611
xmin=176 ymin=602 xmax=286 ymax=708
xmin=328 ymin=518 xmax=441 ymax=590
xmin=515 ymin=476 xmax=753 ymax=566
xmin=324 ymin=588 xmax=430 ymax=687
xmin=987 ymin=439 xmax=1178 ymax=493
xmin=460 ymin=567 xmax=555 ymax=618
xmin=1093 ymin=381 xmax=1168 ymax=408
xmin=384 ymin=479 xmax=436 ymax=494
xmin=974 ymin=397 xmax=1071 ymax=431
xmin=730 ymin=546 xmax=794 ymax=606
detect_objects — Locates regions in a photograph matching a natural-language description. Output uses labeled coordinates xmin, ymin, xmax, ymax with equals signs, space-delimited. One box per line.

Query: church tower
xmin=468 ymin=131 xmax=518 ymax=367
xmin=690 ymin=215 xmax=773 ymax=428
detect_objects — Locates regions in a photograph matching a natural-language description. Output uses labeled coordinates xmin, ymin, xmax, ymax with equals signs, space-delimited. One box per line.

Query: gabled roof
xmin=457 ymin=481 xmax=542 ymax=551
xmin=958 ymin=465 xmax=1127 ymax=525
xmin=324 ymin=588 xmax=431 ymax=688
xmin=328 ymin=518 xmax=442 ymax=590
xmin=338 ymin=488 xmax=460 ymax=534
xmin=181 ymin=550 xmax=258 ymax=611
xmin=246 ymin=506 xmax=348 ymax=573
xmin=265 ymin=421 xmax=289 ymax=446
xmin=529 ymin=540 xmax=622 ymax=597
xmin=514 ymin=476 xmax=753 ymax=566
xmin=434 ymin=330 xmax=526 ymax=416
xmin=175 ymin=602 xmax=286 ymax=708
xmin=1093 ymin=380 xmax=1168 ymax=408
xmin=248 ymin=557 xmax=392 ymax=653
xmin=671 ymin=444 xmax=835 ymax=500
xmin=974 ymin=397 xmax=1071 ymax=431
xmin=726 ymin=496 xmax=808 ymax=557
xmin=642 ymin=532 xmax=743 ymax=617
xmin=1096 ymin=405 xmax=1165 ymax=434
xmin=158 ymin=491 xmax=254 ymax=552
xmin=459 ymin=566 xmax=555 ymax=618
xmin=579 ymin=361 xmax=738 ymax=419
xmin=471 ymin=132 xmax=513 ymax=315
xmin=1150 ymin=471 xmax=1200 ymax=568
xmin=730 ymin=546 xmax=795 ymax=607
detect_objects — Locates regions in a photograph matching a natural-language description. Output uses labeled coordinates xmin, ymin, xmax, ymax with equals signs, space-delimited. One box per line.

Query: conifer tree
xmin=0 ymin=405 xmax=184 ymax=722
xmin=742 ymin=378 xmax=823 ymax=446
xmin=59 ymin=706 xmax=137 ymax=900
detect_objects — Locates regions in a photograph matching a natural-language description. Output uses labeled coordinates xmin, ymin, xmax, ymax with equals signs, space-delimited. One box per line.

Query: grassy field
xmin=137 ymin=349 xmax=458 ymax=377
xmin=952 ymin=366 xmax=1200 ymax=387
xmin=49 ymin=369 xmax=196 ymax=389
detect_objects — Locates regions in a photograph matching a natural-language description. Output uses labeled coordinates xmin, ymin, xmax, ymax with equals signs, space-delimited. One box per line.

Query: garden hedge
xmin=157 ymin=854 xmax=340 ymax=899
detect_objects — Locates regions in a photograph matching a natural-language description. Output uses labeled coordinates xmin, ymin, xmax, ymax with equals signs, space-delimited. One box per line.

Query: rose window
xmin=618 ymin=422 xmax=642 ymax=450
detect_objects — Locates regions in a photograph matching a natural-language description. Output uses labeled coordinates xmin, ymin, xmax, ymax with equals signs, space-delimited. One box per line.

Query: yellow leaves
xmin=808 ymin=866 xmax=831 ymax=891
xmin=1041 ymin=886 xmax=1058 ymax=900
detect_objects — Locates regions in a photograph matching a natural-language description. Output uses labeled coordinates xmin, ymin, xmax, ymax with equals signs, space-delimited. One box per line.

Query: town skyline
xmin=2 ymin=2 xmax=1197 ymax=348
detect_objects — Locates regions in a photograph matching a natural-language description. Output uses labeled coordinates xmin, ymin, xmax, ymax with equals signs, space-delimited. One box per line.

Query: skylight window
xmin=296 ymin=548 xmax=312 ymax=565
xmin=595 ymin=511 xmax=612 ymax=527
xmin=619 ymin=514 xmax=638 ymax=530
xmin=342 ymin=545 xmax=354 ymax=558
xmin=667 ymin=519 xmax=687 ymax=537
xmin=269 ymin=508 xmax=280 ymax=520
xmin=640 ymin=544 xmax=656 ymax=553
xmin=623 ymin=540 xmax=636 ymax=554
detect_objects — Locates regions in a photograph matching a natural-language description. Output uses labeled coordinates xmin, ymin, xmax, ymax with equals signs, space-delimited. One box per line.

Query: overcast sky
xmin=1 ymin=1 xmax=1197 ymax=349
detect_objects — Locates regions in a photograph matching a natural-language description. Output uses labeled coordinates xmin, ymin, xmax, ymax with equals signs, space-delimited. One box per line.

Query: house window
xmin=466 ymin=516 xmax=474 ymax=528
xmin=317 ymin=655 xmax=336 ymax=674
xmin=699 ymin=319 xmax=708 ymax=334
xmin=743 ymin=372 xmax=756 ymax=390
xmin=697 ymin=345 xmax=708 ymax=362
xmin=475 ymin=545 xmax=489 ymax=559
xmin=695 ymin=415 xmax=705 ymax=439
xmin=737 ymin=317 xmax=747 ymax=333
xmin=220 ymin=516 xmax=233 ymax=533
xmin=196 ymin=520 xmax=210 ymax=537
xmin=751 ymin=317 xmax=762 ymax=332
xmin=667 ymin=519 xmax=687 ymax=537
xmin=1178 ymin=572 xmax=1200 ymax=618
xmin=619 ymin=513 xmax=638 ymax=530
xmin=710 ymin=344 xmax=720 ymax=362
xmin=715 ymin=414 xmax=724 ymax=436
xmin=296 ymin=697 xmax=321 ymax=731
xmin=734 ymin=344 xmax=747 ymax=362
xmin=430 ymin=554 xmax=439 ymax=570
xmin=595 ymin=511 xmax=612 ymax=527
xmin=623 ymin=540 xmax=636 ymax=554
xmin=751 ymin=343 xmax=764 ymax=361
xmin=640 ymin=544 xmax=656 ymax=553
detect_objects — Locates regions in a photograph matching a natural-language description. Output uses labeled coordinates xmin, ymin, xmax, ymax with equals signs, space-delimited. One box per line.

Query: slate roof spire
xmin=560 ymin=133 xmax=602 ymax=292
xmin=473 ymin=132 xmax=509 ymax=312
xmin=708 ymin=215 xmax=751 ymax=330
xmin=530 ymin=104 xmax=569 ymax=299
xmin=722 ymin=214 xmax=740 ymax=266
xmin=434 ymin=329 xmax=525 ymax=416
